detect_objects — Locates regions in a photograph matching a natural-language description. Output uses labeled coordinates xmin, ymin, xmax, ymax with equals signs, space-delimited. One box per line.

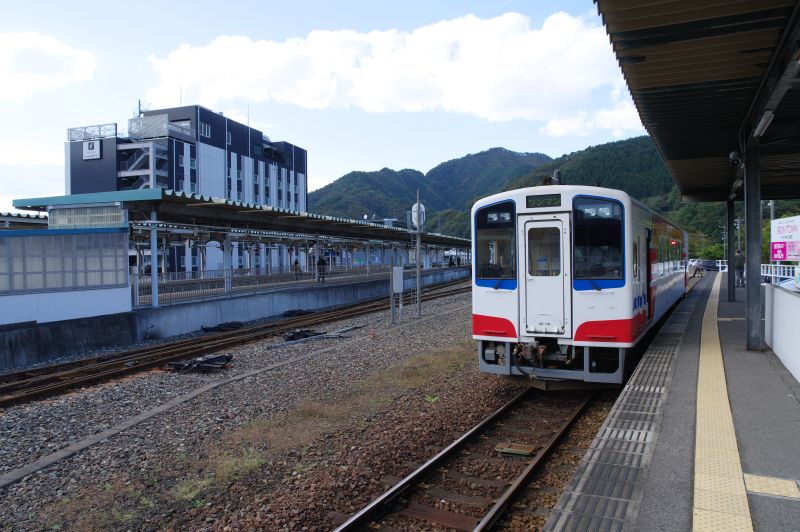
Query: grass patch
xmin=39 ymin=479 xmax=140 ymax=531
xmin=173 ymin=477 xmax=212 ymax=501
xmin=215 ymin=451 xmax=266 ymax=484
xmin=169 ymin=340 xmax=473 ymax=505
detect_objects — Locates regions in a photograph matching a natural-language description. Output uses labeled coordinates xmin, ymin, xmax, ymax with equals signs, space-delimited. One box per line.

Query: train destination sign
xmin=526 ymin=194 xmax=561 ymax=209
xmin=771 ymin=214 xmax=800 ymax=261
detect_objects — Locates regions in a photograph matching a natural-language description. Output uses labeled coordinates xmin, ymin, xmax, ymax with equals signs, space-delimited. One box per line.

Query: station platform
xmin=0 ymin=267 xmax=470 ymax=371
xmin=546 ymin=273 xmax=800 ymax=531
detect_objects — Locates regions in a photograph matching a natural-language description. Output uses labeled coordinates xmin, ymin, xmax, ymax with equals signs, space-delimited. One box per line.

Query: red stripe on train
xmin=472 ymin=314 xmax=517 ymax=338
xmin=574 ymin=311 xmax=647 ymax=343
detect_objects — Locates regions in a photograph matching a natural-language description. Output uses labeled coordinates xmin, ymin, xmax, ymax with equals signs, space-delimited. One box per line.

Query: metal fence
xmin=0 ymin=232 xmax=128 ymax=294
xmin=132 ymin=263 xmax=468 ymax=306
xmin=761 ymin=263 xmax=797 ymax=284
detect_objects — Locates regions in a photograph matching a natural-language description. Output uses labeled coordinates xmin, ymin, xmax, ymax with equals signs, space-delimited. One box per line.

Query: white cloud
xmin=146 ymin=12 xmax=640 ymax=130
xmin=539 ymin=100 xmax=643 ymax=138
xmin=0 ymin=32 xmax=96 ymax=102
xmin=0 ymin=163 xmax=64 ymax=213
xmin=220 ymin=108 xmax=272 ymax=135
xmin=0 ymin=144 xmax=62 ymax=167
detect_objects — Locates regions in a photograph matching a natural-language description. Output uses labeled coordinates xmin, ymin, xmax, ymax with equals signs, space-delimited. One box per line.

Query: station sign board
xmin=771 ymin=214 xmax=800 ymax=261
xmin=83 ymin=140 xmax=101 ymax=160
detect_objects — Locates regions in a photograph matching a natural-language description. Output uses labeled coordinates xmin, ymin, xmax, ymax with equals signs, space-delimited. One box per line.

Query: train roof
xmin=472 ymin=185 xmax=686 ymax=232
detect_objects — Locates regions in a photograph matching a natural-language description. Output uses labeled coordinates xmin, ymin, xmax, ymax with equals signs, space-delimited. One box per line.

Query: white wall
xmin=242 ymin=156 xmax=254 ymax=204
xmin=765 ymin=284 xmax=800 ymax=382
xmin=258 ymin=160 xmax=265 ymax=205
xmin=198 ymin=144 xmax=225 ymax=197
xmin=297 ymin=172 xmax=307 ymax=211
xmin=268 ymin=163 xmax=278 ymax=207
xmin=0 ymin=287 xmax=132 ymax=325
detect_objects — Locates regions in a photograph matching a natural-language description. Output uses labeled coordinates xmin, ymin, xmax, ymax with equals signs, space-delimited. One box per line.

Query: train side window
xmin=573 ymin=197 xmax=623 ymax=280
xmin=475 ymin=201 xmax=516 ymax=280
xmin=528 ymin=227 xmax=560 ymax=276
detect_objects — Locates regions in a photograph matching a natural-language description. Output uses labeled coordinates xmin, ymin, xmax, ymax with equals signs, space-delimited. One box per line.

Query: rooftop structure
xmin=65 ymin=105 xmax=307 ymax=212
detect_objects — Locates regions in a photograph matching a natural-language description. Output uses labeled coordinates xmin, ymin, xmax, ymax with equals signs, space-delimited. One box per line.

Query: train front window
xmin=528 ymin=227 xmax=560 ymax=276
xmin=475 ymin=201 xmax=515 ymax=280
xmin=573 ymin=197 xmax=623 ymax=280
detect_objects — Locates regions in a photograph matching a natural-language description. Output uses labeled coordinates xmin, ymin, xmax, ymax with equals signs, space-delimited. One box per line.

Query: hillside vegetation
xmin=309 ymin=136 xmax=800 ymax=257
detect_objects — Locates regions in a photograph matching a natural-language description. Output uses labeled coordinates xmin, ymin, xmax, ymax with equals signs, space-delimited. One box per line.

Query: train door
xmin=520 ymin=214 xmax=571 ymax=336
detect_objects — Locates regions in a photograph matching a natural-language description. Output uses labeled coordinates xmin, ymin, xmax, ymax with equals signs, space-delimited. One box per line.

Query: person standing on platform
xmin=292 ymin=258 xmax=301 ymax=281
xmin=316 ymin=256 xmax=327 ymax=282
xmin=735 ymin=249 xmax=745 ymax=287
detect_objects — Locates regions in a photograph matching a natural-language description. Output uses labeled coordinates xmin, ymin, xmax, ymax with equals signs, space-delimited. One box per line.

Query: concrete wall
xmin=765 ymin=284 xmax=800 ymax=382
xmin=0 ymin=268 xmax=469 ymax=371
xmin=0 ymin=312 xmax=138 ymax=370
xmin=0 ymin=287 xmax=132 ymax=326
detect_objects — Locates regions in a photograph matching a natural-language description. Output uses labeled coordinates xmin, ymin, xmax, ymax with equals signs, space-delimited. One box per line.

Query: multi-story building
xmin=64 ymin=105 xmax=308 ymax=272
xmin=65 ymin=105 xmax=307 ymax=211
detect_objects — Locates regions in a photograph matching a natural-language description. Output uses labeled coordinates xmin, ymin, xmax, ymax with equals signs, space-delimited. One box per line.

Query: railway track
xmin=335 ymin=389 xmax=593 ymax=531
xmin=0 ymin=280 xmax=469 ymax=408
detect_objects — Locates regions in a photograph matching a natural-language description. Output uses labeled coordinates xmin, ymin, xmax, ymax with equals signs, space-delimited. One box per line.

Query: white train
xmin=472 ymin=185 xmax=687 ymax=385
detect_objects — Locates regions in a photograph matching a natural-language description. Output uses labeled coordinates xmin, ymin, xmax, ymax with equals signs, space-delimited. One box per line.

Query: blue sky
xmin=0 ymin=1 xmax=645 ymax=212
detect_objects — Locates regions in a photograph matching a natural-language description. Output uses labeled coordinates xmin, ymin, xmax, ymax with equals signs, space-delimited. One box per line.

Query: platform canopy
xmin=597 ymin=0 xmax=800 ymax=201
xmin=0 ymin=212 xmax=47 ymax=230
xmin=12 ymin=189 xmax=470 ymax=248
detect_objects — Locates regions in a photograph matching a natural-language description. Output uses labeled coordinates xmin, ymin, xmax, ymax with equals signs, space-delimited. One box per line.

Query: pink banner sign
xmin=772 ymin=241 xmax=787 ymax=261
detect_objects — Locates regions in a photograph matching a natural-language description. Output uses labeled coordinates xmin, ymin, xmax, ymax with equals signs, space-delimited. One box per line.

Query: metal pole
xmin=727 ymin=200 xmax=735 ymax=302
xmin=161 ymin=237 xmax=168 ymax=274
xmin=744 ymin=142 xmax=762 ymax=351
xmin=736 ymin=218 xmax=742 ymax=251
xmin=314 ymin=243 xmax=319 ymax=282
xmin=416 ymin=189 xmax=422 ymax=318
xmin=150 ymin=210 xmax=159 ymax=307
xmin=223 ymin=233 xmax=232 ymax=293
xmin=770 ymin=200 xmax=776 ymax=273
xmin=390 ymin=267 xmax=396 ymax=324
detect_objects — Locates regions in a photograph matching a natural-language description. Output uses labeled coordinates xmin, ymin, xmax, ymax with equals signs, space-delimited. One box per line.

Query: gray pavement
xmin=632 ymin=274 xmax=711 ymax=532
xmin=719 ymin=282 xmax=800 ymax=531
xmin=546 ymin=273 xmax=800 ymax=531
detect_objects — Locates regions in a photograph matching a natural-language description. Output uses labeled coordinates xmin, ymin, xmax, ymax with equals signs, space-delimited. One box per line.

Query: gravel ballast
xmin=0 ymin=288 xmax=610 ymax=531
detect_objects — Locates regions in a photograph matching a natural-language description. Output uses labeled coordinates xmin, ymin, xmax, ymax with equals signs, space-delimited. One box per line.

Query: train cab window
xmin=528 ymin=227 xmax=560 ymax=276
xmin=573 ymin=197 xmax=623 ymax=280
xmin=475 ymin=201 xmax=515 ymax=280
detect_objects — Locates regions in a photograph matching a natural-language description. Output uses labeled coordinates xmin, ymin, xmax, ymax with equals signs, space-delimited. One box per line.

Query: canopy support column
xmin=744 ymin=142 xmax=762 ymax=351
xmin=727 ymin=199 xmax=736 ymax=302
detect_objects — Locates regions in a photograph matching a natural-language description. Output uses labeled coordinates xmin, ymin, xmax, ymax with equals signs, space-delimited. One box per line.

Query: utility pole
xmin=415 ymin=189 xmax=422 ymax=318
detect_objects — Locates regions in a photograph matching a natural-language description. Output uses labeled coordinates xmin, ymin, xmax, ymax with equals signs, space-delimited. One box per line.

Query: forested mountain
xmin=506 ymin=136 xmax=673 ymax=199
xmin=308 ymin=136 xmax=800 ymax=257
xmin=309 ymin=148 xmax=551 ymax=223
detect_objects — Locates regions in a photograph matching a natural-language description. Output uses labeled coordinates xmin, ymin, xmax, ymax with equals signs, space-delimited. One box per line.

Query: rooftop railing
xmin=67 ymin=123 xmax=117 ymax=141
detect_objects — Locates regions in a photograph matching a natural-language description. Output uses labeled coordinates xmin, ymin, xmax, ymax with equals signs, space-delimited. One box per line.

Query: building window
xmin=178 ymin=155 xmax=184 ymax=167
xmin=199 ymin=122 xmax=211 ymax=138
xmin=190 ymin=158 xmax=196 ymax=169
xmin=227 ymin=131 xmax=232 ymax=145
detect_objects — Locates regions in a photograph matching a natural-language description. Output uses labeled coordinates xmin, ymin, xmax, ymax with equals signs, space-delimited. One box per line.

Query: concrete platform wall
xmin=0 ymin=267 xmax=468 ymax=371
xmin=765 ymin=284 xmax=800 ymax=381
xmin=0 ymin=286 xmax=132 ymax=326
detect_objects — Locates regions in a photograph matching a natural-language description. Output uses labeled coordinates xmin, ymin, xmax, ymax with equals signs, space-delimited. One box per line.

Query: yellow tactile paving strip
xmin=744 ymin=473 xmax=800 ymax=499
xmin=693 ymin=274 xmax=754 ymax=532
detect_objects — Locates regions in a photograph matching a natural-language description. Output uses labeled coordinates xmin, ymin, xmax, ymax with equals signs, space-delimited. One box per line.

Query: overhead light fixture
xmin=753 ymin=110 xmax=774 ymax=138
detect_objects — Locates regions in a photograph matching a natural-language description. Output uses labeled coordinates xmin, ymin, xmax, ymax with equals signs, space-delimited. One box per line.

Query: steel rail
xmin=335 ymin=392 xmax=592 ymax=531
xmin=475 ymin=393 xmax=594 ymax=531
xmin=0 ymin=283 xmax=469 ymax=407
xmin=333 ymin=388 xmax=533 ymax=532
xmin=0 ymin=278 xmax=468 ymax=388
